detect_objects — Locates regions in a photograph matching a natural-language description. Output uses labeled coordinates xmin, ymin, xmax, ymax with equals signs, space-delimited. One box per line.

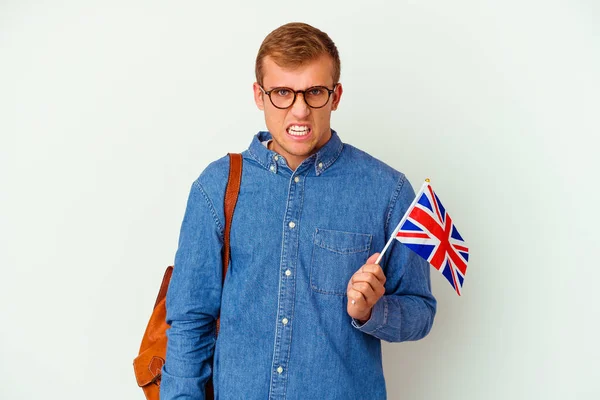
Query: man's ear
xmin=331 ymin=83 xmax=343 ymax=111
xmin=253 ymin=82 xmax=265 ymax=110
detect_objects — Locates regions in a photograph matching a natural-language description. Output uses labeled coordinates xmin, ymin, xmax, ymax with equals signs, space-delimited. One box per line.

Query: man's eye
xmin=309 ymin=88 xmax=323 ymax=96
xmin=276 ymin=89 xmax=291 ymax=96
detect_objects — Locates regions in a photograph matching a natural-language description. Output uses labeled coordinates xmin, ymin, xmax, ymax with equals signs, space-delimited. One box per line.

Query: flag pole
xmin=374 ymin=179 xmax=430 ymax=265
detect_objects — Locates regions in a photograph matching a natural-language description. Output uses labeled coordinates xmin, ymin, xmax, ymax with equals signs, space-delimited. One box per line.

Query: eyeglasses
xmin=259 ymin=84 xmax=337 ymax=109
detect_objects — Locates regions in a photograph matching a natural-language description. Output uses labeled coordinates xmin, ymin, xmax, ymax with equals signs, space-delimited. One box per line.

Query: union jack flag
xmin=394 ymin=182 xmax=469 ymax=295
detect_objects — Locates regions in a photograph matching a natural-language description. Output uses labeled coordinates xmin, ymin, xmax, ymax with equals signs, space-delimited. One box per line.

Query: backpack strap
xmin=223 ymin=153 xmax=242 ymax=282
xmin=216 ymin=153 xmax=242 ymax=334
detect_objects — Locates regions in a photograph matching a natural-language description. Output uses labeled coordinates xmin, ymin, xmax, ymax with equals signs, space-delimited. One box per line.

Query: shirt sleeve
xmin=352 ymin=175 xmax=437 ymax=342
xmin=160 ymin=180 xmax=224 ymax=400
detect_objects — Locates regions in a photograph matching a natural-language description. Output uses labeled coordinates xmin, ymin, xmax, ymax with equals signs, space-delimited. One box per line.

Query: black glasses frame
xmin=259 ymin=84 xmax=338 ymax=109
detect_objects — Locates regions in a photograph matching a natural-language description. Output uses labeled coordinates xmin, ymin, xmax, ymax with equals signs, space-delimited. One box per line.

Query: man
xmin=161 ymin=22 xmax=436 ymax=399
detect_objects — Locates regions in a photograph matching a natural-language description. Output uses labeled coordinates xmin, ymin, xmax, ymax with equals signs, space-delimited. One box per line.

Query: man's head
xmin=255 ymin=22 xmax=341 ymax=87
xmin=253 ymin=22 xmax=343 ymax=170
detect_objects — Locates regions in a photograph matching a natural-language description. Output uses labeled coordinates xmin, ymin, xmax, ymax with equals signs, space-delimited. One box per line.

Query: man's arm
xmin=160 ymin=180 xmax=224 ymax=399
xmin=347 ymin=175 xmax=437 ymax=342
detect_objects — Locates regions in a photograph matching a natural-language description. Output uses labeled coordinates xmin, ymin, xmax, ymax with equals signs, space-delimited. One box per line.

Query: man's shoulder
xmin=341 ymin=143 xmax=406 ymax=183
xmin=198 ymin=154 xmax=231 ymax=179
xmin=340 ymin=143 xmax=418 ymax=215
xmin=191 ymin=154 xmax=234 ymax=204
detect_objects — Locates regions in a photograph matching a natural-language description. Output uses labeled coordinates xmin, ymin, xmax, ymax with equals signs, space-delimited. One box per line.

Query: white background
xmin=1 ymin=1 xmax=599 ymax=399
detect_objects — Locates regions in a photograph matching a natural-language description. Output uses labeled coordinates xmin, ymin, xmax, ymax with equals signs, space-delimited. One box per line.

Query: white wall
xmin=1 ymin=1 xmax=598 ymax=399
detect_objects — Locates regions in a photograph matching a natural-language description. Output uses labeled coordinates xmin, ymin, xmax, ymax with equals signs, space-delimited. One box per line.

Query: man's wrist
xmin=357 ymin=309 xmax=372 ymax=324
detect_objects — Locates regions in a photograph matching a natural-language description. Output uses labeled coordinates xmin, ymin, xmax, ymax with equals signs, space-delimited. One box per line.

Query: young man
xmin=161 ymin=22 xmax=436 ymax=399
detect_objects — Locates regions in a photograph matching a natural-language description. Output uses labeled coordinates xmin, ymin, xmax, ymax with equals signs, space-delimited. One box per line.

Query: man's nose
xmin=290 ymin=92 xmax=310 ymax=118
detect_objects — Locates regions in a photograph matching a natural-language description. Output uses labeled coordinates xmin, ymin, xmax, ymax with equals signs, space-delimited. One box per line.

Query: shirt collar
xmin=248 ymin=130 xmax=344 ymax=176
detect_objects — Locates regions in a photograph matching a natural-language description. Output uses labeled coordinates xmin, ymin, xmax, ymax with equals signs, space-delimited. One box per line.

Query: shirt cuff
xmin=351 ymin=296 xmax=388 ymax=334
xmin=160 ymin=366 xmax=207 ymax=399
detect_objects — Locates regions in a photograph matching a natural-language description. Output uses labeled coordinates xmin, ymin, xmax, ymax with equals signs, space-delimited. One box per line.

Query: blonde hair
xmin=255 ymin=22 xmax=341 ymax=86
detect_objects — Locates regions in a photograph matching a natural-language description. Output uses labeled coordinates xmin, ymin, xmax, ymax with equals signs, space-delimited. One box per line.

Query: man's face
xmin=253 ymin=55 xmax=343 ymax=170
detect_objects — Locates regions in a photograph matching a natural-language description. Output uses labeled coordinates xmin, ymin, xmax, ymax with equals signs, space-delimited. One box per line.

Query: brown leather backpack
xmin=133 ymin=153 xmax=243 ymax=399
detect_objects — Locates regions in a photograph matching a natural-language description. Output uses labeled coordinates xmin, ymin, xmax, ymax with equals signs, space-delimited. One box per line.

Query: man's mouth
xmin=287 ymin=125 xmax=311 ymax=136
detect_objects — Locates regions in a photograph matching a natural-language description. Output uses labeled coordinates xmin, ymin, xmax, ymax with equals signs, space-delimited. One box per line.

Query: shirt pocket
xmin=310 ymin=228 xmax=373 ymax=296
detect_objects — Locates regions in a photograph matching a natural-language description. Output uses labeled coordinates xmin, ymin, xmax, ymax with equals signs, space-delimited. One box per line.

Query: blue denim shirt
xmin=161 ymin=131 xmax=436 ymax=400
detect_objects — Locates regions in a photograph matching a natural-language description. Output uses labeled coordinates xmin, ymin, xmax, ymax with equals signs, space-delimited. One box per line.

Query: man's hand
xmin=346 ymin=253 xmax=386 ymax=323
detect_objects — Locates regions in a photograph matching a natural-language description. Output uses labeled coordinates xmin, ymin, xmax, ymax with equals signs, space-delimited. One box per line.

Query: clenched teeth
xmin=287 ymin=125 xmax=310 ymax=136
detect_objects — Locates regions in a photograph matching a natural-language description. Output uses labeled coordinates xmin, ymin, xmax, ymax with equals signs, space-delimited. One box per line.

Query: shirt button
xmin=282 ymin=318 xmax=289 ymax=325
xmin=294 ymin=176 xmax=300 ymax=183
xmin=274 ymin=155 xmax=279 ymax=161
xmin=285 ymin=269 xmax=291 ymax=276
xmin=277 ymin=366 xmax=283 ymax=374
xmin=270 ymin=165 xmax=275 ymax=172
xmin=318 ymin=162 xmax=323 ymax=169
xmin=288 ymin=221 xmax=296 ymax=229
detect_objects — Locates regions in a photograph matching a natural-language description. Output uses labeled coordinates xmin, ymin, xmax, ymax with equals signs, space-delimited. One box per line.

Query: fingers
xmin=347 ymin=287 xmax=369 ymax=314
xmin=351 ymin=277 xmax=384 ymax=302
xmin=347 ymin=287 xmax=366 ymax=306
xmin=348 ymin=276 xmax=383 ymax=307
xmin=351 ymin=282 xmax=377 ymax=303
xmin=365 ymin=252 xmax=380 ymax=265
xmin=355 ymin=253 xmax=386 ymax=284
xmin=346 ymin=253 xmax=386 ymax=321
xmin=352 ymin=270 xmax=386 ymax=287
xmin=352 ymin=264 xmax=386 ymax=289
xmin=347 ymin=286 xmax=375 ymax=322
xmin=350 ymin=275 xmax=382 ymax=297
xmin=347 ymin=253 xmax=386 ymax=302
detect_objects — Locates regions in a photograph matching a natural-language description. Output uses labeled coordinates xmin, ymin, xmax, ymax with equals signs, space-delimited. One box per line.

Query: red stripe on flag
xmin=396 ymin=232 xmax=430 ymax=239
xmin=448 ymin=260 xmax=461 ymax=296
xmin=454 ymin=244 xmax=469 ymax=252
xmin=427 ymin=185 xmax=443 ymax=224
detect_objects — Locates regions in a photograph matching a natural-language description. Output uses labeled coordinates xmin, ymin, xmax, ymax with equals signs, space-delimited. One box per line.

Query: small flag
xmin=391 ymin=181 xmax=469 ymax=295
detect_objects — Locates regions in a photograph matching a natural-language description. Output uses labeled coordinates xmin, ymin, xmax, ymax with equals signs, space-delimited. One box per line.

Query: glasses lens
xmin=304 ymin=87 xmax=330 ymax=108
xmin=267 ymin=86 xmax=332 ymax=109
xmin=269 ymin=88 xmax=295 ymax=108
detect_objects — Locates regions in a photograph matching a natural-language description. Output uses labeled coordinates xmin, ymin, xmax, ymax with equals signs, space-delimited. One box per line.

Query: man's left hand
xmin=346 ymin=253 xmax=386 ymax=323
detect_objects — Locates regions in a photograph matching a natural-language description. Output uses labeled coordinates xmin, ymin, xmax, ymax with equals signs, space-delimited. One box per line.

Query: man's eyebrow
xmin=265 ymin=85 xmax=330 ymax=90
xmin=265 ymin=85 xmax=291 ymax=90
